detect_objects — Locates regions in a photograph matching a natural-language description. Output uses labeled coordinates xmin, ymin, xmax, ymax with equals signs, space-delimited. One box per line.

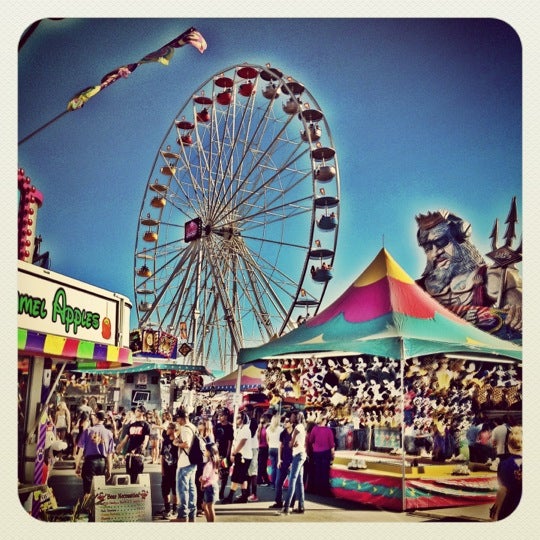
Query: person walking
xmin=116 ymin=405 xmax=150 ymax=484
xmin=170 ymin=409 xmax=198 ymax=522
xmin=147 ymin=410 xmax=162 ymax=464
xmin=159 ymin=421 xmax=178 ymax=519
xmin=276 ymin=411 xmax=307 ymax=515
xmin=199 ymin=441 xmax=220 ymax=522
xmin=244 ymin=405 xmax=260 ymax=502
xmin=53 ymin=401 xmax=71 ymax=459
xmin=490 ymin=426 xmax=522 ymax=521
xmin=220 ymin=412 xmax=252 ymax=504
xmin=266 ymin=412 xmax=283 ymax=489
xmin=214 ymin=408 xmax=234 ymax=499
xmin=257 ymin=414 xmax=271 ymax=487
xmin=268 ymin=414 xmax=293 ymax=510
xmin=307 ymin=413 xmax=335 ymax=496
xmin=196 ymin=417 xmax=214 ymax=516
xmin=75 ymin=410 xmax=115 ymax=499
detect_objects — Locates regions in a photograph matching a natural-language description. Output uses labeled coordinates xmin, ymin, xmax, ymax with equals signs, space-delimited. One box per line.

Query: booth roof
xmin=74 ymin=359 xmax=211 ymax=375
xmin=238 ymin=248 xmax=522 ymax=365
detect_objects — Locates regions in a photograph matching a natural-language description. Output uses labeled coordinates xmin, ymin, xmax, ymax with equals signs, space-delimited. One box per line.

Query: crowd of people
xmin=56 ymin=396 xmax=344 ymax=521
xmin=65 ymin=399 xmax=219 ymax=522
xmin=216 ymin=406 xmax=335 ymax=515
xmin=32 ymin=204 xmax=522 ymax=522
xmin=43 ymin=391 xmax=521 ymax=523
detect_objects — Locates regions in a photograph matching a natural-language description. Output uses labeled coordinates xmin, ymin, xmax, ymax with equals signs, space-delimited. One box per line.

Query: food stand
xmin=18 ymin=260 xmax=133 ymax=518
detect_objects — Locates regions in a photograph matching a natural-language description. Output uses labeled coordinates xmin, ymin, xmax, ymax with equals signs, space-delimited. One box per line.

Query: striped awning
xmin=18 ymin=328 xmax=133 ymax=366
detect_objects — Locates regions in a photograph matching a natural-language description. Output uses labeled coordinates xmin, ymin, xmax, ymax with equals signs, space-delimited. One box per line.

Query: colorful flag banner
xmin=139 ymin=45 xmax=175 ymax=66
xmin=99 ymin=63 xmax=138 ymax=89
xmin=165 ymin=27 xmax=208 ymax=52
xmin=66 ymin=27 xmax=207 ymax=111
xmin=67 ymin=85 xmax=102 ymax=111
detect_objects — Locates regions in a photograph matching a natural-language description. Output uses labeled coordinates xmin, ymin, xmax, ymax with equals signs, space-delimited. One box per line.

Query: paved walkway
xmin=50 ymin=459 xmax=492 ymax=523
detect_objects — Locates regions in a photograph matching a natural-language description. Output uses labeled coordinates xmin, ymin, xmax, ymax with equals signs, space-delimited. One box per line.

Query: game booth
xmin=237 ymin=248 xmax=522 ymax=512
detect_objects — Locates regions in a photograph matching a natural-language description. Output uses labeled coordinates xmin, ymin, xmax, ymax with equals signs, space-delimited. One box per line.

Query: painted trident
xmin=486 ymin=196 xmax=522 ymax=308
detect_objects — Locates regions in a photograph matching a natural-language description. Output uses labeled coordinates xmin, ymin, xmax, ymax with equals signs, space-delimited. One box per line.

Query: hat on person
xmin=136 ymin=405 xmax=146 ymax=413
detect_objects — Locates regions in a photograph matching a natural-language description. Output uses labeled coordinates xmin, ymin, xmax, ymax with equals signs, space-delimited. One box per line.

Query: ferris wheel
xmin=134 ymin=62 xmax=340 ymax=371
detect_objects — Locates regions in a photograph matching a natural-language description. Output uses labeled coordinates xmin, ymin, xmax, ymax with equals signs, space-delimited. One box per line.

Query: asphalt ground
xmin=47 ymin=459 xmax=493 ymax=524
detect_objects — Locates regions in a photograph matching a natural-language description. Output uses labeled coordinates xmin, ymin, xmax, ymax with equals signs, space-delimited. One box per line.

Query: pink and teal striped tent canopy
xmin=200 ymin=364 xmax=266 ymax=392
xmin=238 ymin=248 xmax=522 ymax=365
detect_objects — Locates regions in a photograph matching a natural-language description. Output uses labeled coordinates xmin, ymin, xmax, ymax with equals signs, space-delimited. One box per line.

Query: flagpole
xmin=232 ymin=364 xmax=243 ymax=432
xmin=19 ymin=28 xmax=206 ymax=147
xmin=18 ymin=110 xmax=70 ymax=146
xmin=400 ymin=339 xmax=407 ymax=512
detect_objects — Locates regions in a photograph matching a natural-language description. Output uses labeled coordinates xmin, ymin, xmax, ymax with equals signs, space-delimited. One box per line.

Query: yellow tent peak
xmin=353 ymin=248 xmax=415 ymax=287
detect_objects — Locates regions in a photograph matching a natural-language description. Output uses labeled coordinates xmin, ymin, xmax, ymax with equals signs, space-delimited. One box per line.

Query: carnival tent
xmin=238 ymin=248 xmax=522 ymax=365
xmin=200 ymin=363 xmax=266 ymax=392
xmin=237 ymin=248 xmax=522 ymax=513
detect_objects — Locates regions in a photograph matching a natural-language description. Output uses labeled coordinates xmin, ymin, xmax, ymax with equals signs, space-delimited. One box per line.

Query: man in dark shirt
xmin=214 ymin=408 xmax=234 ymax=499
xmin=116 ymin=405 xmax=150 ymax=483
xmin=268 ymin=415 xmax=294 ymax=509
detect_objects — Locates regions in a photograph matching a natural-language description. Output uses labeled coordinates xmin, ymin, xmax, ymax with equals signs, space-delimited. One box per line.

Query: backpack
xmin=186 ymin=425 xmax=205 ymax=465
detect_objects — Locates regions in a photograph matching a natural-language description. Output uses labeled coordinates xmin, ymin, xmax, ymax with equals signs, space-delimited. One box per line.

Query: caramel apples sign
xmin=17 ymin=260 xmax=131 ymax=346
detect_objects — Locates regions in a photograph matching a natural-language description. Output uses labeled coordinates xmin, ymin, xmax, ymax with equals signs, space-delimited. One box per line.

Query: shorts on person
xmin=231 ymin=453 xmax=251 ymax=484
xmin=203 ymin=484 xmax=218 ymax=504
xmin=161 ymin=464 xmax=177 ymax=496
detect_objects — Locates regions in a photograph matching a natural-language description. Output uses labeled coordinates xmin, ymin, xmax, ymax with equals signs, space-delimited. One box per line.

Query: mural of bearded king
xmin=415 ymin=203 xmax=522 ymax=342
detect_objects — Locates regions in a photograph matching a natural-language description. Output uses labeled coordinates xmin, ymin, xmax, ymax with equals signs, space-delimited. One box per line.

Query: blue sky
xmin=18 ymin=17 xmax=522 ymax=345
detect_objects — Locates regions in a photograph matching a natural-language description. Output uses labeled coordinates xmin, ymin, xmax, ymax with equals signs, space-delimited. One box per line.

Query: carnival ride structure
xmin=134 ymin=63 xmax=340 ymax=372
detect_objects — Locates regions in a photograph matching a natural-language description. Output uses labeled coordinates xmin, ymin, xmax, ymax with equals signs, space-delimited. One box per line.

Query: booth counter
xmin=330 ymin=450 xmax=497 ymax=512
